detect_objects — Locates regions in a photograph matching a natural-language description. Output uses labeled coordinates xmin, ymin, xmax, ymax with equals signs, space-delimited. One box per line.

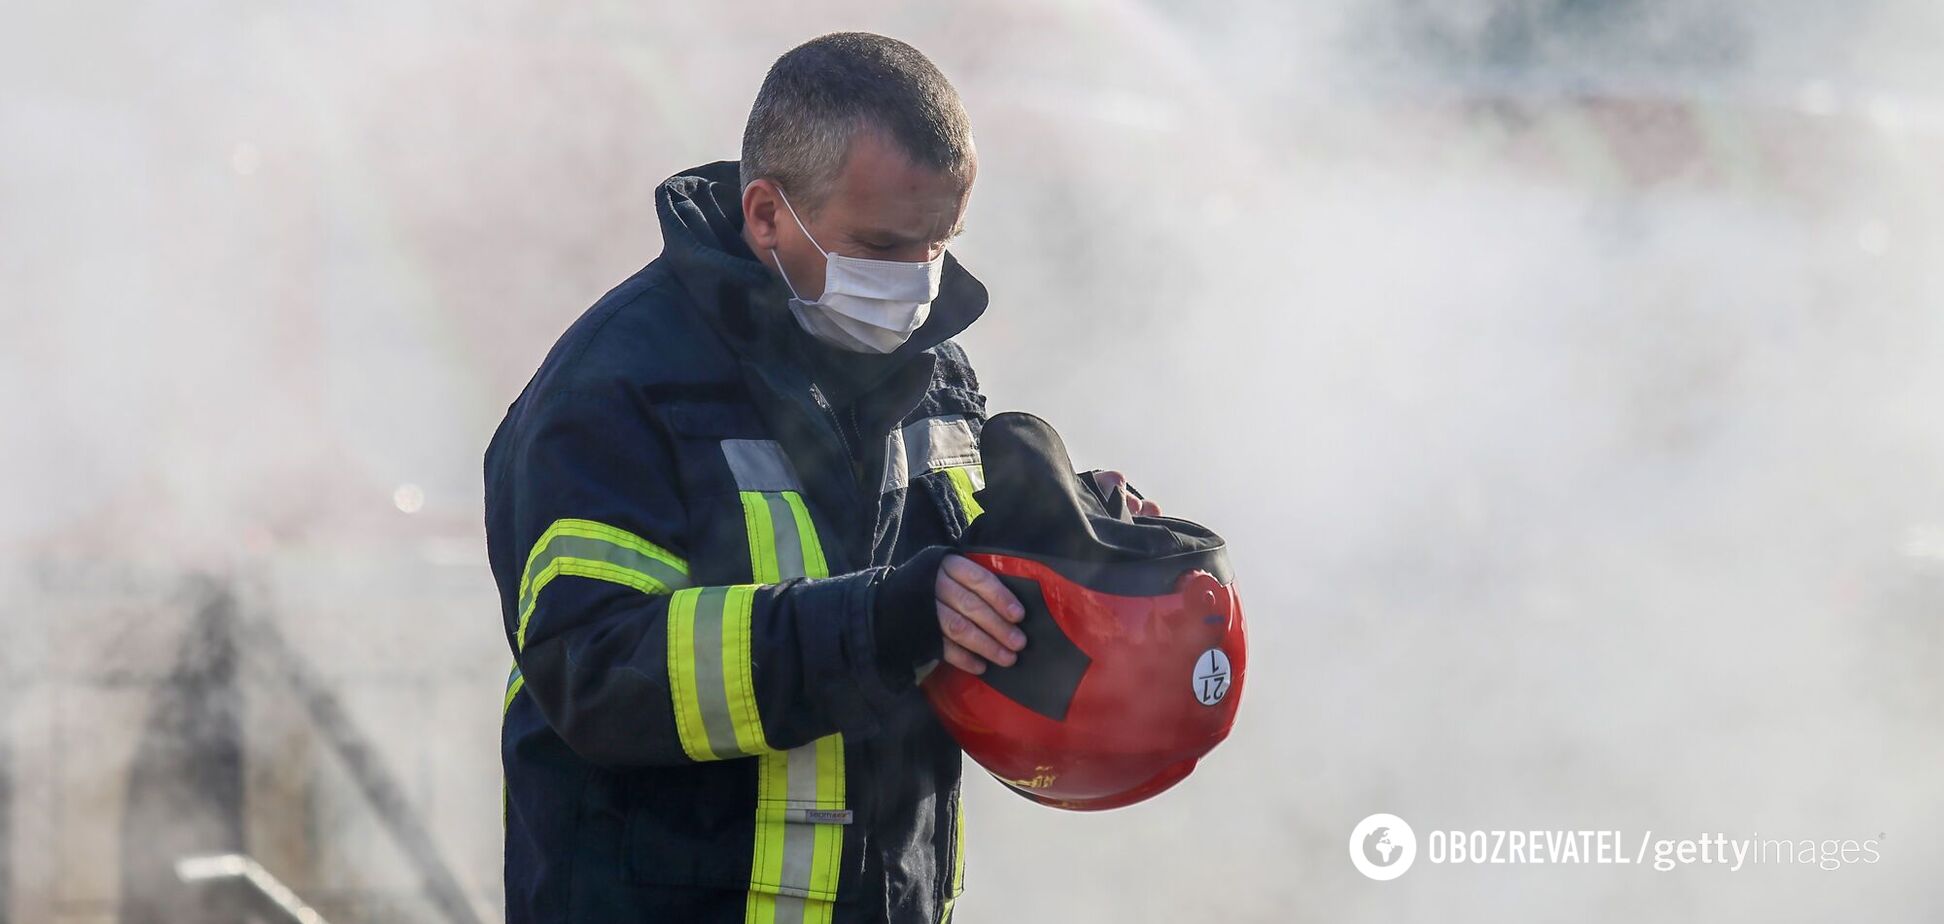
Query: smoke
xmin=5 ymin=0 xmax=1942 ymax=921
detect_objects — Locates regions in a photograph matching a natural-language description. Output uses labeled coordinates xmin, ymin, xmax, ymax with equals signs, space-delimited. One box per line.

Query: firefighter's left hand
xmin=1091 ymin=470 xmax=1162 ymax=517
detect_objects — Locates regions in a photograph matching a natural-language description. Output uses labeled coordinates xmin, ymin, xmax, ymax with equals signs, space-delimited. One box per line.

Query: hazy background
xmin=4 ymin=0 xmax=1942 ymax=921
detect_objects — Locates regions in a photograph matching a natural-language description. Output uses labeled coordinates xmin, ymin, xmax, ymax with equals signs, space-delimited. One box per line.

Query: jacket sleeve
xmin=496 ymin=385 xmax=908 ymax=768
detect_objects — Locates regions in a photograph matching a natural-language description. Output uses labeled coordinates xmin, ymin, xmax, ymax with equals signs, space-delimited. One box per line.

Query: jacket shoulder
xmin=919 ymin=337 xmax=986 ymax=419
xmin=521 ymin=260 xmax=736 ymax=409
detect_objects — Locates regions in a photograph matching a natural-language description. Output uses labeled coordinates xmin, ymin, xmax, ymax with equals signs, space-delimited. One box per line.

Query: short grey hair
xmin=740 ymin=33 xmax=975 ymax=212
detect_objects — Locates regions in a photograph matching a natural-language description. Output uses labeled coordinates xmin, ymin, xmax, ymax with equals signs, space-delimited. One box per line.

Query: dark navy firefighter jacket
xmin=485 ymin=161 xmax=993 ymax=923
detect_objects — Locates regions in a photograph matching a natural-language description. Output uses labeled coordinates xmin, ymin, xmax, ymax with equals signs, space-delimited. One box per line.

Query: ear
xmin=742 ymin=179 xmax=783 ymax=253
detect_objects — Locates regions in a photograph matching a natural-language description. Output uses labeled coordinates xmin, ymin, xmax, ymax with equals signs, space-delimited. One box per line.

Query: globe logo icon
xmin=1363 ymin=827 xmax=1400 ymax=866
xmin=1348 ymin=814 xmax=1416 ymax=881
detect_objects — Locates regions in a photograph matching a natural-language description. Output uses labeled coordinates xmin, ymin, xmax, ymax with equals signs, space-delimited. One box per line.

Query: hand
xmin=936 ymin=553 xmax=1028 ymax=675
xmin=1091 ymin=469 xmax=1163 ymax=517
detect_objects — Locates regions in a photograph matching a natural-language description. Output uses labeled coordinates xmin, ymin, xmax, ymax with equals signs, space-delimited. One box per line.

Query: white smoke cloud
xmin=4 ymin=1 xmax=1941 ymax=921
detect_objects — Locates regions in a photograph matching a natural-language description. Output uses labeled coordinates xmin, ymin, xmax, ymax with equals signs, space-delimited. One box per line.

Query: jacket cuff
xmin=869 ymin=545 xmax=950 ymax=685
xmin=797 ymin=567 xmax=907 ymax=739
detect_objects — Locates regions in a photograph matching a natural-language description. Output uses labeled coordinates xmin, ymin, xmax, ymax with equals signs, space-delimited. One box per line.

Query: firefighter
xmin=485 ymin=32 xmax=1158 ymax=923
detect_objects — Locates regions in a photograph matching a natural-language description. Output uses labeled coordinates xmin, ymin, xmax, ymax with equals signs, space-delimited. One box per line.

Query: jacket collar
xmin=655 ymin=160 xmax=988 ymax=383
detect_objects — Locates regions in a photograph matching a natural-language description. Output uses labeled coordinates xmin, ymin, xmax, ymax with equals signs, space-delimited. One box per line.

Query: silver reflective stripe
xmin=729 ymin=436 xmax=844 ymax=919
xmin=772 ymin=896 xmax=809 ymax=924
xmin=761 ymin=492 xmax=806 ymax=579
xmin=723 ymin=439 xmax=804 ymax=491
xmin=687 ymin=586 xmax=744 ymax=759
xmin=518 ymin=533 xmax=690 ymax=616
xmin=904 ymin=416 xmax=980 ymax=472
xmin=878 ymin=415 xmax=980 ymax=494
xmin=879 ymin=427 xmax=910 ymax=495
xmin=786 ymin=738 xmax=820 ymax=804
xmin=779 ymin=823 xmax=817 ymax=897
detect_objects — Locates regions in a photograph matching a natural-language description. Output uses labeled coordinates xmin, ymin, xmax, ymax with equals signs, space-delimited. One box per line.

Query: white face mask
xmin=769 ymin=187 xmax=945 ymax=354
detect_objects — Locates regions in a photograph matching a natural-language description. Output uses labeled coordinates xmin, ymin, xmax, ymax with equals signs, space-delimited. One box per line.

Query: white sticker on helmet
xmin=1193 ymin=648 xmax=1231 ymax=706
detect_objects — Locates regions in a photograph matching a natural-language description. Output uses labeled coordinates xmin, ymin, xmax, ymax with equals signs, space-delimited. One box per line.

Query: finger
xmin=1092 ymin=469 xmax=1127 ymax=499
xmin=942 ymin=639 xmax=986 ymax=675
xmin=945 ymin=581 xmax=1026 ymax=657
xmin=936 ymin=564 xmax=1020 ymax=644
xmin=941 ymin=555 xmax=1026 ymax=625
xmin=1136 ymin=497 xmax=1163 ymax=516
xmin=938 ymin=600 xmax=1017 ymax=666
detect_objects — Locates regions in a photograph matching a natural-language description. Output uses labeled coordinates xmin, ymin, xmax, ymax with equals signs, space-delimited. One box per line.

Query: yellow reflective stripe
xmin=503 ymin=665 xmax=525 ymax=714
xmin=751 ymin=891 xmax=835 ymax=924
xmin=719 ymin=584 xmax=767 ymax=756
xmin=743 ymin=891 xmax=833 ymax=924
xmin=944 ymin=465 xmax=985 ymax=522
xmin=667 ymin=585 xmax=774 ymax=762
xmin=949 ymin=794 xmax=966 ymax=899
xmin=739 ymin=476 xmax=844 ymax=922
xmin=748 ymin=738 xmax=845 ymax=904
xmin=743 ymin=490 xmax=827 ymax=584
xmin=750 ymin=753 xmax=787 ymax=897
xmin=517 ymin=518 xmax=688 ymax=604
xmin=501 ymin=661 xmax=524 ymax=829
xmin=667 ymin=588 xmax=715 ymax=762
xmin=742 ymin=491 xmax=782 ymax=584
xmin=517 ymin=557 xmax=682 ymax=650
xmin=810 ymin=733 xmax=845 ymax=897
xmin=779 ymin=491 xmax=829 ymax=578
xmin=515 ymin=519 xmax=690 ymax=650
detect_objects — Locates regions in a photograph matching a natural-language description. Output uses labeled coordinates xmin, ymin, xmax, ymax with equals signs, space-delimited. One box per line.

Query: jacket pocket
xmin=622 ymin=747 xmax=857 ymax=905
xmin=620 ymin=763 xmax=756 ymax=890
xmin=745 ymin=740 xmax=854 ymax=903
xmin=746 ymin=808 xmax=853 ymax=902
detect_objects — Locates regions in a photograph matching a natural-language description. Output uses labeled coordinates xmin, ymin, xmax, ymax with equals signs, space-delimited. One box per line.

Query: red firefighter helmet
xmin=921 ymin=412 xmax=1246 ymax=811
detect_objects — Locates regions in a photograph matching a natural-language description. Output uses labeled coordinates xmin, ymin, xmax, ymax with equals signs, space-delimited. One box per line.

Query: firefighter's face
xmin=745 ymin=127 xmax=974 ymax=302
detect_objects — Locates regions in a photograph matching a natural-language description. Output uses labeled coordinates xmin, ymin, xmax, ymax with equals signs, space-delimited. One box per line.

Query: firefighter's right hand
xmin=935 ymin=553 xmax=1028 ymax=675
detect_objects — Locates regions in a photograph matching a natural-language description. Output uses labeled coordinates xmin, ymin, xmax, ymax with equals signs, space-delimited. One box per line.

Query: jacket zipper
xmin=803 ymin=380 xmax=881 ymax=860
xmin=810 ymin=383 xmax=869 ymax=490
